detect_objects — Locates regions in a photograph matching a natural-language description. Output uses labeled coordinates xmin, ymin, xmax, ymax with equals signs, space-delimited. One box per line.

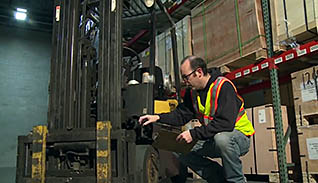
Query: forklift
xmin=15 ymin=0 xmax=185 ymax=182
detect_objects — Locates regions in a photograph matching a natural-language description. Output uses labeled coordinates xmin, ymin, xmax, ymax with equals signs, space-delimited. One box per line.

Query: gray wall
xmin=0 ymin=25 xmax=51 ymax=182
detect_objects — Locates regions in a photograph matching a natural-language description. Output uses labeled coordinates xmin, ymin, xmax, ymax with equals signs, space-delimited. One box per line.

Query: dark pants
xmin=175 ymin=129 xmax=250 ymax=183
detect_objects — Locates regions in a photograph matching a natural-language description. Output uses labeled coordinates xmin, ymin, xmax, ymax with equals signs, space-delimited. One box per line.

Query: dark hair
xmin=181 ymin=55 xmax=208 ymax=75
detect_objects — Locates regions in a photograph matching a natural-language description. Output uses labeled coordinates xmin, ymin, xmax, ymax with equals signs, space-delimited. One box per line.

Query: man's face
xmin=180 ymin=60 xmax=200 ymax=89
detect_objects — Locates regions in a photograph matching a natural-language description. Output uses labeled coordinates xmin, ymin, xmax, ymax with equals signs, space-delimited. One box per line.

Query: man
xmin=139 ymin=56 xmax=254 ymax=183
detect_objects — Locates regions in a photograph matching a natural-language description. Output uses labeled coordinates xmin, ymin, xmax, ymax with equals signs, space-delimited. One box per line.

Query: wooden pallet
xmin=244 ymin=173 xmax=284 ymax=183
xmin=302 ymin=172 xmax=318 ymax=183
xmin=218 ymin=48 xmax=268 ymax=71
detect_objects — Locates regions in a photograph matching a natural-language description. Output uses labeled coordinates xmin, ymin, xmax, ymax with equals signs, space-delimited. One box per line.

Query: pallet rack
xmin=225 ymin=40 xmax=318 ymax=80
xmin=223 ymin=1 xmax=318 ymax=182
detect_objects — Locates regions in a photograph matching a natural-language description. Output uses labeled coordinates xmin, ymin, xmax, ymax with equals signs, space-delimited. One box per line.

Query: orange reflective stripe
xmin=235 ymin=109 xmax=245 ymax=123
xmin=236 ymin=115 xmax=243 ymax=123
xmin=209 ymin=88 xmax=213 ymax=117
xmin=225 ymin=78 xmax=237 ymax=93
xmin=191 ymin=76 xmax=254 ymax=136
xmin=214 ymin=79 xmax=226 ymax=113
xmin=211 ymin=77 xmax=246 ymax=123
xmin=224 ymin=78 xmax=246 ymax=112
xmin=204 ymin=115 xmax=213 ymax=120
xmin=210 ymin=77 xmax=223 ymax=116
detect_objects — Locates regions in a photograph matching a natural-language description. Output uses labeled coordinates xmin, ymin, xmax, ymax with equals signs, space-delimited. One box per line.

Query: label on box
xmin=306 ymin=137 xmax=318 ymax=160
xmin=258 ymin=109 xmax=266 ymax=123
xmin=300 ymin=79 xmax=318 ymax=102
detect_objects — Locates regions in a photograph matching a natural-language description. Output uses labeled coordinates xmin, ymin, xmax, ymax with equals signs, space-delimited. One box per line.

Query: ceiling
xmin=0 ymin=0 xmax=54 ymax=32
xmin=0 ymin=0 xmax=202 ymax=53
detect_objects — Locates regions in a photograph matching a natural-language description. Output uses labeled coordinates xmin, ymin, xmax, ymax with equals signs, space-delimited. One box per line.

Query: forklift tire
xmin=136 ymin=145 xmax=160 ymax=183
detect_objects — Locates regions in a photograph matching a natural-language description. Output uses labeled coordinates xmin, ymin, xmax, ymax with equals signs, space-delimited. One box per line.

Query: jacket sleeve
xmin=189 ymin=82 xmax=241 ymax=140
xmin=158 ymin=89 xmax=196 ymax=126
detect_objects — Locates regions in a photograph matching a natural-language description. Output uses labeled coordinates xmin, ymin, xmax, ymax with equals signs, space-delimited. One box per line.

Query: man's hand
xmin=176 ymin=130 xmax=193 ymax=143
xmin=139 ymin=115 xmax=160 ymax=126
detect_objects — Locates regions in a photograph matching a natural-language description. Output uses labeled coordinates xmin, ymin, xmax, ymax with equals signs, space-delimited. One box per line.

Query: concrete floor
xmin=185 ymin=179 xmax=267 ymax=183
xmin=158 ymin=178 xmax=268 ymax=183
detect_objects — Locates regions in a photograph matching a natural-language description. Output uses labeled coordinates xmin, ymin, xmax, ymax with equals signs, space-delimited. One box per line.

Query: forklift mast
xmin=16 ymin=0 xmax=181 ymax=183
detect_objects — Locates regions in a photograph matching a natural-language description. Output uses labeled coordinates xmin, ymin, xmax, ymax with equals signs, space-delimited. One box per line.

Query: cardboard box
xmin=298 ymin=125 xmax=318 ymax=173
xmin=241 ymin=108 xmax=256 ymax=174
xmin=191 ymin=0 xmax=266 ymax=68
xmin=252 ymin=105 xmax=292 ymax=174
xmin=291 ymin=66 xmax=318 ymax=126
xmin=242 ymin=105 xmax=292 ymax=175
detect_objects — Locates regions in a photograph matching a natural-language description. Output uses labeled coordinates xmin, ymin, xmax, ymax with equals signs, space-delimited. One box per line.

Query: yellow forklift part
xmin=166 ymin=99 xmax=178 ymax=111
xmin=154 ymin=99 xmax=178 ymax=114
xmin=31 ymin=125 xmax=47 ymax=183
xmin=96 ymin=121 xmax=112 ymax=183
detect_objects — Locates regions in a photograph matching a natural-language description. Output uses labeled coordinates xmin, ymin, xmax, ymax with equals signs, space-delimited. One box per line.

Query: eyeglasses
xmin=182 ymin=68 xmax=198 ymax=81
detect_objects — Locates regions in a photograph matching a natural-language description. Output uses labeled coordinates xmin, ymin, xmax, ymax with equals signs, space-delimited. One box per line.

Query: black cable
xmin=303 ymin=0 xmax=318 ymax=36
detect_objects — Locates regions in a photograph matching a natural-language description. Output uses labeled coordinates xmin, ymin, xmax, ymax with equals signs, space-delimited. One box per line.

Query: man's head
xmin=180 ymin=56 xmax=210 ymax=90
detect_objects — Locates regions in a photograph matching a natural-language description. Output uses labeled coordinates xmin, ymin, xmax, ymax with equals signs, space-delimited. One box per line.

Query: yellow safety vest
xmin=191 ymin=76 xmax=255 ymax=136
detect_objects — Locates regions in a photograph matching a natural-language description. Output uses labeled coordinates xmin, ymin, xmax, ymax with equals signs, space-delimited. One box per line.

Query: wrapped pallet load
xmin=271 ymin=0 xmax=318 ymax=45
xmin=191 ymin=0 xmax=267 ymax=68
xmin=156 ymin=15 xmax=192 ymax=87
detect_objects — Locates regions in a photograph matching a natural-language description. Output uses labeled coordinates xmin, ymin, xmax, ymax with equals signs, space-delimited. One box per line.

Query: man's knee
xmin=214 ymin=132 xmax=232 ymax=151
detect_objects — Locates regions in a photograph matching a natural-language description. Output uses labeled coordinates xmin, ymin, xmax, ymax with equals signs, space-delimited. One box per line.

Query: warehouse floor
xmin=185 ymin=179 xmax=267 ymax=183
xmin=159 ymin=178 xmax=268 ymax=183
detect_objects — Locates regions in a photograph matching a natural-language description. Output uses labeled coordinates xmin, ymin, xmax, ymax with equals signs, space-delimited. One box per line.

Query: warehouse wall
xmin=0 ymin=25 xmax=51 ymax=183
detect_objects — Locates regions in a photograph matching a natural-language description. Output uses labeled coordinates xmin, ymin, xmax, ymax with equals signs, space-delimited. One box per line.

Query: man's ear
xmin=197 ymin=68 xmax=203 ymax=77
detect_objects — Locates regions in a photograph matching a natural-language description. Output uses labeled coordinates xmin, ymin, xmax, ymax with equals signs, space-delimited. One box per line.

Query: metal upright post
xmin=261 ymin=0 xmax=288 ymax=182
xmin=98 ymin=0 xmax=122 ymax=129
xmin=156 ymin=0 xmax=181 ymax=103
xmin=147 ymin=6 xmax=155 ymax=114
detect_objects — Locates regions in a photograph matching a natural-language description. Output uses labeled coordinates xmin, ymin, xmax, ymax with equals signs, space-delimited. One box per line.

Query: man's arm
xmin=189 ymin=82 xmax=241 ymax=140
xmin=139 ymin=89 xmax=196 ymax=126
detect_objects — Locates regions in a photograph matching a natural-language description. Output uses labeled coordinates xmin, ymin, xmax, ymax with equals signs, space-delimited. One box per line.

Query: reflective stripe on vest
xmin=191 ymin=76 xmax=255 ymax=136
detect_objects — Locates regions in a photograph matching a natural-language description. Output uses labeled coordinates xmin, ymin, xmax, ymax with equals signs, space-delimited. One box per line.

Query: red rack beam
xmin=225 ymin=40 xmax=318 ymax=80
xmin=125 ymin=29 xmax=148 ymax=47
xmin=167 ymin=0 xmax=188 ymax=14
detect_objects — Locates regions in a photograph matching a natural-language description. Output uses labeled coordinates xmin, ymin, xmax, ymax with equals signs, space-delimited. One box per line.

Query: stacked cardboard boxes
xmin=291 ymin=66 xmax=318 ymax=127
xmin=241 ymin=105 xmax=292 ymax=175
xmin=291 ymin=66 xmax=318 ymax=176
xmin=297 ymin=125 xmax=318 ymax=173
xmin=191 ymin=0 xmax=267 ymax=68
